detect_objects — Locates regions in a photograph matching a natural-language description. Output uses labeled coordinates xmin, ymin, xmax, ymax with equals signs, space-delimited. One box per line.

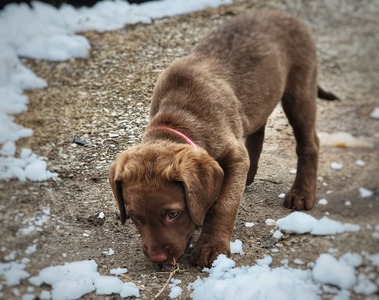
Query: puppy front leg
xmin=191 ymin=145 xmax=249 ymax=268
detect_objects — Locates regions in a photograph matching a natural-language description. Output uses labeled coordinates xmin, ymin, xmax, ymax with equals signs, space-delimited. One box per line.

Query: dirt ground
xmin=1 ymin=0 xmax=379 ymax=299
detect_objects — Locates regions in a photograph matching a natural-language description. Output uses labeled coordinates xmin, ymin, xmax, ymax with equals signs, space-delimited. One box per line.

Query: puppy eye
xmin=167 ymin=211 xmax=180 ymax=219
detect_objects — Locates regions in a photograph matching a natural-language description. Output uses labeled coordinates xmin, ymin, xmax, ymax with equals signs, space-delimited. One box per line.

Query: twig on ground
xmin=153 ymin=259 xmax=180 ymax=299
xmin=257 ymin=178 xmax=283 ymax=184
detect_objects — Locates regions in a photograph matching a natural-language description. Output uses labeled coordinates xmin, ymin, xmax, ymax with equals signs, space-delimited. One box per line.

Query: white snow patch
xmin=169 ymin=285 xmax=183 ymax=299
xmin=332 ymin=290 xmax=351 ymax=300
xmin=265 ymin=218 xmax=276 ymax=226
xmin=190 ymin=254 xmax=319 ymax=300
xmin=355 ymin=159 xmax=365 ymax=166
xmin=39 ymin=290 xmax=51 ymax=300
xmin=318 ymin=198 xmax=328 ymax=205
xmin=102 ymin=248 xmax=115 ymax=256
xmin=24 ymin=244 xmax=37 ymax=255
xmin=22 ymin=294 xmax=35 ymax=300
xmin=256 ymin=255 xmax=273 ymax=267
xmin=276 ymin=212 xmax=317 ymax=234
xmin=272 ymin=230 xmax=283 ymax=239
xmin=311 ymin=217 xmax=360 ymax=235
xmin=94 ymin=276 xmax=123 ymax=295
xmin=370 ymin=106 xmax=379 ymax=119
xmin=0 ymin=261 xmax=30 ymax=286
xmin=339 ymin=253 xmax=363 ymax=268
xmin=28 ymin=259 xmax=139 ymax=299
xmin=330 ymin=162 xmax=343 ymax=170
xmin=312 ymin=253 xmax=356 ymax=289
xmin=12 ymin=288 xmax=21 ymax=297
xmin=120 ymin=282 xmax=140 ymax=298
xmin=367 ymin=253 xmax=379 ymax=267
xmin=328 ymin=248 xmax=339 ymax=254
xmin=52 ymin=277 xmax=96 ymax=300
xmin=359 ymin=187 xmax=373 ymax=198
xmin=293 ymin=259 xmax=305 ymax=265
xmin=4 ymin=250 xmax=17 ymax=261
xmin=0 ymin=147 xmax=58 ymax=182
xmin=353 ymin=273 xmax=378 ymax=295
xmin=27 ymin=286 xmax=34 ymax=292
xmin=110 ymin=267 xmax=128 ymax=275
xmin=276 ymin=212 xmax=360 ymax=235
xmin=169 ymin=279 xmax=183 ymax=299
xmin=29 ymin=260 xmax=99 ymax=286
xmin=18 ymin=207 xmax=50 ymax=236
xmin=230 ymin=239 xmax=243 ymax=255
xmin=245 ymin=222 xmax=254 ymax=227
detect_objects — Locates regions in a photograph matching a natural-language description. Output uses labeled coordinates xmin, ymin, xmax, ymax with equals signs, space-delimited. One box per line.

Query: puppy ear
xmin=173 ymin=149 xmax=224 ymax=226
xmin=109 ymin=161 xmax=127 ymax=225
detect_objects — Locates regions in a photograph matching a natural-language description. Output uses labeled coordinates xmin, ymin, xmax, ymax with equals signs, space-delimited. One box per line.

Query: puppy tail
xmin=318 ymin=86 xmax=339 ymax=101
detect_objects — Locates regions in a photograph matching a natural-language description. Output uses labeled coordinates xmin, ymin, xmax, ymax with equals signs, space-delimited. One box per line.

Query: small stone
xmin=72 ymin=136 xmax=87 ymax=146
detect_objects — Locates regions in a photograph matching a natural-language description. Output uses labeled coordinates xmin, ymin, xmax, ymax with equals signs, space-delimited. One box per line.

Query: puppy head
xmin=109 ymin=143 xmax=224 ymax=264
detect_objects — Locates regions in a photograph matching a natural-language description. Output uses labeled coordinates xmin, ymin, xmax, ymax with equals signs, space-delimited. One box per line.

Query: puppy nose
xmin=149 ymin=253 xmax=167 ymax=263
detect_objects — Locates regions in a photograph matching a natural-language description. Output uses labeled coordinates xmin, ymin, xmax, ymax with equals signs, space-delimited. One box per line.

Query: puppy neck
xmin=149 ymin=126 xmax=198 ymax=149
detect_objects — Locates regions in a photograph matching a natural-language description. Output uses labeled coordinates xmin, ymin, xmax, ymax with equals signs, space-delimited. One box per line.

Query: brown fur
xmin=109 ymin=9 xmax=337 ymax=267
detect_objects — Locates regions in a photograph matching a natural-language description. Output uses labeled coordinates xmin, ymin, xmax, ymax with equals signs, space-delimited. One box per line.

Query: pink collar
xmin=153 ymin=126 xmax=197 ymax=149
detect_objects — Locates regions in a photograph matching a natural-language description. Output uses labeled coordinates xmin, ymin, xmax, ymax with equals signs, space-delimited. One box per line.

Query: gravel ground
xmin=1 ymin=0 xmax=379 ymax=299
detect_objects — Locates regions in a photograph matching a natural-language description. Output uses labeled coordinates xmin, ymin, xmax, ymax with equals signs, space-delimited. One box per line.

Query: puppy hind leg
xmin=281 ymin=79 xmax=319 ymax=210
xmin=245 ymin=124 xmax=266 ymax=185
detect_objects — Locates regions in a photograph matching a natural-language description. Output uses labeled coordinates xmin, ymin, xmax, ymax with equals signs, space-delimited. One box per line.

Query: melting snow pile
xmin=0 ymin=259 xmax=134 ymax=300
xmin=189 ymin=212 xmax=377 ymax=300
xmin=190 ymin=254 xmax=319 ymax=300
xmin=28 ymin=260 xmax=137 ymax=300
xmin=275 ymin=211 xmax=360 ymax=235
xmin=189 ymin=251 xmax=378 ymax=300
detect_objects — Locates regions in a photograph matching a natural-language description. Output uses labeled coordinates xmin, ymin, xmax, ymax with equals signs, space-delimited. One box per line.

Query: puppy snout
xmin=143 ymin=243 xmax=171 ymax=264
xmin=149 ymin=253 xmax=168 ymax=264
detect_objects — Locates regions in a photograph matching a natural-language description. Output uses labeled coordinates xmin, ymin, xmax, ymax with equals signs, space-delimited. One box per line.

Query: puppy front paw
xmin=283 ymin=188 xmax=315 ymax=210
xmin=191 ymin=234 xmax=230 ymax=268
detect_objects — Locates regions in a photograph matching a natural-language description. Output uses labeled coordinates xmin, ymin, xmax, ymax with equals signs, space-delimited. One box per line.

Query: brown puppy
xmin=109 ymin=9 xmax=337 ymax=268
